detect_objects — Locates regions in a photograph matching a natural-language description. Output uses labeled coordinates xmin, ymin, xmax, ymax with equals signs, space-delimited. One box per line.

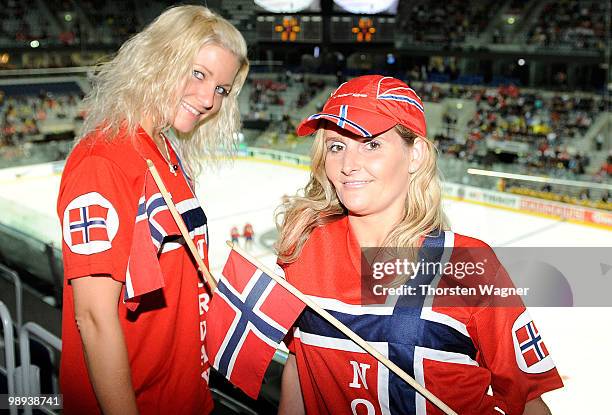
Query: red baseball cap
xmin=296 ymin=75 xmax=426 ymax=138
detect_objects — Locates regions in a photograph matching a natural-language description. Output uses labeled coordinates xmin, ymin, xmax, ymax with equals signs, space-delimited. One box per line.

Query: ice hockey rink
xmin=1 ymin=157 xmax=611 ymax=414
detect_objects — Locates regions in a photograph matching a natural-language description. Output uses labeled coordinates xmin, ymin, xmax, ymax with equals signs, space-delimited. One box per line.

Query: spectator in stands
xmin=56 ymin=6 xmax=248 ymax=414
xmin=528 ymin=0 xmax=606 ymax=50
xmin=579 ymin=188 xmax=590 ymax=200
xmin=595 ymin=132 xmax=604 ymax=151
xmin=399 ymin=0 xmax=494 ymax=45
xmin=277 ymin=75 xmax=563 ymax=415
xmin=599 ymin=155 xmax=612 ymax=178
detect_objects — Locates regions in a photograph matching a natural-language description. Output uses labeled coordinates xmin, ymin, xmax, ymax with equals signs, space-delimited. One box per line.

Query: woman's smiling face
xmin=172 ymin=43 xmax=240 ymax=133
xmin=323 ymin=124 xmax=414 ymax=223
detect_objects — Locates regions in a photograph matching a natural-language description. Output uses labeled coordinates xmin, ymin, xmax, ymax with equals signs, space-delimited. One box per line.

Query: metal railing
xmin=0 ymin=264 xmax=22 ymax=331
xmin=0 ymin=301 xmax=17 ymax=415
xmin=18 ymin=322 xmax=62 ymax=415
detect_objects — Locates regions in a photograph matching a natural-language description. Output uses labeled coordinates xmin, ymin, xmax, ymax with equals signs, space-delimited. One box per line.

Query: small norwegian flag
xmin=123 ymin=170 xmax=207 ymax=310
xmin=515 ymin=321 xmax=549 ymax=367
xmin=206 ymin=250 xmax=306 ymax=398
xmin=68 ymin=205 xmax=110 ymax=245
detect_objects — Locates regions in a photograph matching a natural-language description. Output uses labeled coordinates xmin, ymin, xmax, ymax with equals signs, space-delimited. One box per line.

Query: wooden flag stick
xmin=147 ymin=160 xmax=217 ymax=292
xmin=226 ymin=241 xmax=457 ymax=415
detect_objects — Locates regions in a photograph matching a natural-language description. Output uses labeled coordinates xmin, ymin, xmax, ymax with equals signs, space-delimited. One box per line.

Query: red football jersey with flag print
xmin=281 ymin=217 xmax=563 ymax=415
xmin=57 ymin=127 xmax=213 ymax=414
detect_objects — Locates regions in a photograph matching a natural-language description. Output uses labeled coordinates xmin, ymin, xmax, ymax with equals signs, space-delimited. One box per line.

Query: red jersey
xmin=57 ymin=127 xmax=214 ymax=414
xmin=281 ymin=217 xmax=563 ymax=414
xmin=243 ymin=223 xmax=254 ymax=238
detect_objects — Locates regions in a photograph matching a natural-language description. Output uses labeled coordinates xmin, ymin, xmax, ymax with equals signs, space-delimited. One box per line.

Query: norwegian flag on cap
xmin=296 ymin=75 xmax=426 ymax=138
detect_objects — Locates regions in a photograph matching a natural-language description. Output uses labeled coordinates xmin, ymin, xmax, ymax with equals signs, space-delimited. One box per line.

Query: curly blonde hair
xmin=78 ymin=5 xmax=249 ymax=179
xmin=276 ymin=125 xmax=449 ymax=264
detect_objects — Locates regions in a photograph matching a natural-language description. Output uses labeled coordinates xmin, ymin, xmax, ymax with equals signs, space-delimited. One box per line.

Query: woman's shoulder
xmin=65 ymin=128 xmax=145 ymax=177
xmin=445 ymin=231 xmax=501 ymax=271
xmin=71 ymin=127 xmax=137 ymax=158
xmin=308 ymin=216 xmax=349 ymax=243
xmin=450 ymin=232 xmax=492 ymax=249
xmin=279 ymin=217 xmax=349 ymax=269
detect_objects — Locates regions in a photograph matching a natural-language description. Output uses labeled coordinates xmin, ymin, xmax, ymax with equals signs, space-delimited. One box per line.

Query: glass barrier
xmin=0 ymin=140 xmax=72 ymax=170
xmin=0 ymin=196 xmax=63 ymax=300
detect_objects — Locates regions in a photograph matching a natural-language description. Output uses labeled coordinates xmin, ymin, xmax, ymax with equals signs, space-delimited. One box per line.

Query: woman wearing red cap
xmin=276 ymin=75 xmax=562 ymax=414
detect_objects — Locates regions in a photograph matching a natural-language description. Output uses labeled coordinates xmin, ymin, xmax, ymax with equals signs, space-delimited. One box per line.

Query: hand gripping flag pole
xmin=147 ymin=160 xmax=217 ymax=292
xmin=227 ymin=241 xmax=458 ymax=415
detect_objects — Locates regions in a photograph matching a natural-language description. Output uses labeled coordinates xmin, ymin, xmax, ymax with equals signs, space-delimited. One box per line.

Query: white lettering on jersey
xmin=197 ymin=283 xmax=211 ymax=384
xmin=200 ymin=320 xmax=207 ymax=341
xmin=201 ymin=343 xmax=208 ymax=364
xmin=199 ymin=292 xmax=210 ymax=314
xmin=197 ymin=238 xmax=207 ymax=260
xmin=351 ymin=399 xmax=375 ymax=415
xmin=349 ymin=360 xmax=370 ymax=389
xmin=200 ymin=321 xmax=210 ymax=382
xmin=201 ymin=366 xmax=210 ymax=383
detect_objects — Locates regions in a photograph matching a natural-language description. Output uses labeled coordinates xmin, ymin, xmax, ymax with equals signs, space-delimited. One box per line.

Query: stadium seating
xmin=527 ymin=0 xmax=607 ymax=51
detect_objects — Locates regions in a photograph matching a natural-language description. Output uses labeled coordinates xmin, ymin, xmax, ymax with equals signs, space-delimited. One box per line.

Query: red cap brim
xmin=296 ymin=106 xmax=398 ymax=137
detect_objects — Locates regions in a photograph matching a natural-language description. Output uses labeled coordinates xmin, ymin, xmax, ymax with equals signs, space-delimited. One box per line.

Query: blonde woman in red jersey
xmin=276 ymin=75 xmax=562 ymax=415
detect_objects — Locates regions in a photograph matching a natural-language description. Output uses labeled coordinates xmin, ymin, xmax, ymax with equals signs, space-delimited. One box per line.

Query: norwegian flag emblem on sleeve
xmin=206 ymin=250 xmax=306 ymax=399
xmin=68 ymin=205 xmax=110 ymax=244
xmin=515 ymin=320 xmax=549 ymax=367
xmin=62 ymin=192 xmax=119 ymax=255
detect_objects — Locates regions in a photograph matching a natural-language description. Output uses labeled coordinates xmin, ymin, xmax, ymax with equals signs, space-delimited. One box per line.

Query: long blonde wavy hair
xmin=276 ymin=124 xmax=449 ymax=264
xmin=78 ymin=5 xmax=249 ymax=179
